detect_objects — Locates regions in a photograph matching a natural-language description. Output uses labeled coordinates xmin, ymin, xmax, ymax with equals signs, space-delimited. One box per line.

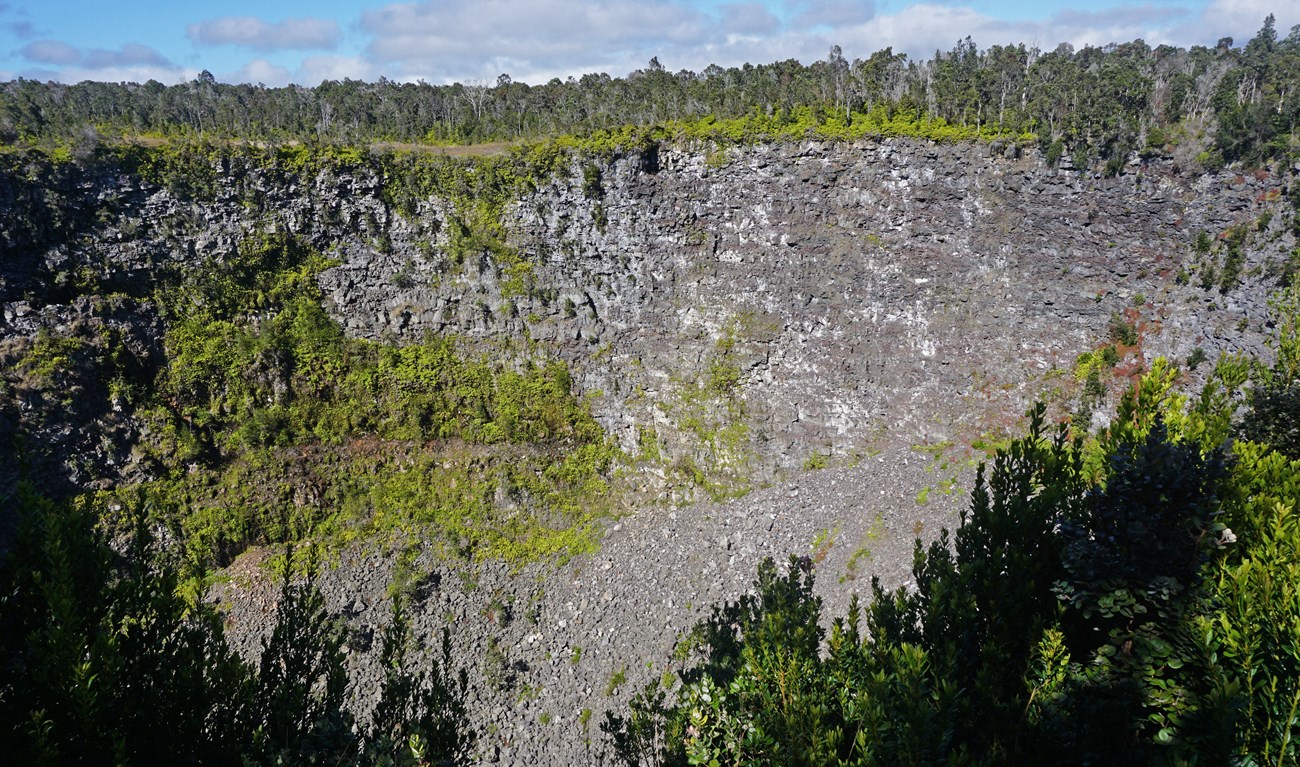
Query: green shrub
xmin=124 ymin=233 xmax=620 ymax=567
xmin=1108 ymin=312 xmax=1140 ymax=346
xmin=609 ymin=343 xmax=1300 ymax=765
xmin=1210 ymin=481 xmax=1300 ymax=764
xmin=1045 ymin=140 xmax=1064 ymax=168
xmin=1238 ymin=284 xmax=1300 ymax=459
xmin=1194 ymin=231 xmax=1213 ymax=255
xmin=1220 ymin=245 xmax=1245 ymax=293
xmin=0 ymin=487 xmax=475 ymax=765
xmin=581 ymin=163 xmax=604 ymax=199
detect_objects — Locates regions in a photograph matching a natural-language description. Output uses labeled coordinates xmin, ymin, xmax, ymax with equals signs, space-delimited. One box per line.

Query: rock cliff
xmin=2 ymin=138 xmax=1291 ymax=496
xmin=2 ymin=137 xmax=1297 ymax=765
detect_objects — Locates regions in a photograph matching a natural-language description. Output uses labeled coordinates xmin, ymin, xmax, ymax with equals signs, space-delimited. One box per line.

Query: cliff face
xmin=0 ymin=138 xmax=1294 ymax=496
xmin=2 ymin=138 xmax=1297 ymax=765
xmin=396 ymin=139 xmax=1288 ymax=486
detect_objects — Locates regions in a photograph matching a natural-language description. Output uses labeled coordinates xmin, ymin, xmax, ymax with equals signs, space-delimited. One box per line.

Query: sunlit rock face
xmin=318 ymin=139 xmax=1287 ymax=482
xmin=1 ymin=139 xmax=1291 ymax=493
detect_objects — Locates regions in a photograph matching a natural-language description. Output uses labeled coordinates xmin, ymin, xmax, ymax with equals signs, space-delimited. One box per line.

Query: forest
xmin=2 ymin=15 xmax=1300 ymax=767
xmin=0 ymin=15 xmax=1297 ymax=168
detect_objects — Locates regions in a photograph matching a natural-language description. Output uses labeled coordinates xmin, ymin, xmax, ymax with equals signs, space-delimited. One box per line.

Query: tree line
xmin=2 ymin=16 xmax=1297 ymax=168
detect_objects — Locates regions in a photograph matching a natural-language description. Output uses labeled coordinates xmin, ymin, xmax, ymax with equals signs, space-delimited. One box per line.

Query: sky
xmin=0 ymin=0 xmax=1295 ymax=87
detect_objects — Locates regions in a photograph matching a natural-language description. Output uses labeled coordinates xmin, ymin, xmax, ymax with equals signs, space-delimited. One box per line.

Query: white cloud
xmin=15 ymin=67 xmax=59 ymax=81
xmin=361 ymin=0 xmax=726 ymax=82
xmin=720 ymin=3 xmax=783 ymax=36
xmin=226 ymin=58 xmax=293 ymax=86
xmin=296 ymin=55 xmax=380 ymax=85
xmin=213 ymin=54 xmax=377 ymax=87
xmin=351 ymin=0 xmax=1206 ymax=85
xmin=843 ymin=5 xmax=1005 ymax=57
xmin=16 ymin=39 xmax=186 ymax=83
xmin=853 ymin=0 xmax=1296 ymax=61
xmin=21 ymin=39 xmax=81 ymax=65
xmin=18 ymin=1 xmax=1300 ymax=88
xmin=192 ymin=1 xmax=1294 ymax=87
xmin=56 ymin=64 xmax=192 ymax=85
xmin=1186 ymin=0 xmax=1298 ymax=47
xmin=83 ymin=43 xmax=172 ymax=69
xmin=831 ymin=2 xmax=1210 ymax=63
xmin=188 ymin=16 xmax=340 ymax=52
xmin=787 ymin=0 xmax=877 ymax=30
xmin=355 ymin=0 xmax=857 ymax=83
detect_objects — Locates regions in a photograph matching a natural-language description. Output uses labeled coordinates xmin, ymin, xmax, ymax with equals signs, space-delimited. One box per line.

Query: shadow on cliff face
xmin=0 ymin=295 xmax=163 ymax=518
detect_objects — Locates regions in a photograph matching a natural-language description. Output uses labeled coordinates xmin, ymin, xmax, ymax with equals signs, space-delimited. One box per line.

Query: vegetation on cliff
xmin=6 ymin=286 xmax=1300 ymax=763
xmin=0 ymin=226 xmax=621 ymax=574
xmin=137 ymin=232 xmax=617 ymax=564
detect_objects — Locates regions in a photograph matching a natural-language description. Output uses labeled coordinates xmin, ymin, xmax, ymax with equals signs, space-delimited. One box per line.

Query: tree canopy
xmin=3 ymin=17 xmax=1298 ymax=168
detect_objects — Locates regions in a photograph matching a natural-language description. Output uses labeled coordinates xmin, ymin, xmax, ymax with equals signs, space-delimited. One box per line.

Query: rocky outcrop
xmin=214 ymin=443 xmax=974 ymax=767
xmin=3 ymin=138 xmax=1297 ymax=764
xmin=1 ymin=139 xmax=1294 ymax=495
xmin=458 ymin=141 xmax=1292 ymax=480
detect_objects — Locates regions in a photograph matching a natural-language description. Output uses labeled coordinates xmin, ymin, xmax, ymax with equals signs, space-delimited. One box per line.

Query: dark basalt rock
xmin=1 ymin=137 xmax=1295 ymax=762
xmin=0 ymin=139 xmax=1292 ymax=498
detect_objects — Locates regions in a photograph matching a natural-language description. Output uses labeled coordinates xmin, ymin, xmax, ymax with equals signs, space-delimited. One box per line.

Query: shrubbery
xmin=0 ymin=488 xmax=474 ymax=765
xmin=606 ymin=299 xmax=1300 ymax=764
xmin=117 ymin=233 xmax=617 ymax=567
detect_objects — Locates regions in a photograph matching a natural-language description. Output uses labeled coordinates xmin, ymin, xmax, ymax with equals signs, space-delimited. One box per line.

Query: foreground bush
xmin=0 ymin=489 xmax=474 ymax=766
xmin=608 ymin=364 xmax=1300 ymax=765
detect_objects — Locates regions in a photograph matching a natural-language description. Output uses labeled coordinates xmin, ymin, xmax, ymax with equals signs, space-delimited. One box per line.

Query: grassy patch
xmin=81 ymin=233 xmax=622 ymax=575
xmin=841 ymin=515 xmax=884 ymax=583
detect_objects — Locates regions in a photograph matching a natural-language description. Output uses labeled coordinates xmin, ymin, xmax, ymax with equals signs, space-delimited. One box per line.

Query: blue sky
xmin=0 ymin=0 xmax=1294 ymax=86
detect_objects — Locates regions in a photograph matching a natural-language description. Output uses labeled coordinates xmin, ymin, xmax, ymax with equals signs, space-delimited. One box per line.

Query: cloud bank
xmin=16 ymin=39 xmax=183 ymax=83
xmin=4 ymin=1 xmax=1296 ymax=86
xmin=349 ymin=0 xmax=1295 ymax=85
xmin=187 ymin=16 xmax=341 ymax=52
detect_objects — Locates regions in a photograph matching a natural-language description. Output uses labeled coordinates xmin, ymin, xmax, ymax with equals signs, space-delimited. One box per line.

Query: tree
xmin=1238 ymin=284 xmax=1300 ymax=458
xmin=826 ymin=45 xmax=850 ymax=119
xmin=0 ymin=488 xmax=477 ymax=765
xmin=609 ymin=353 xmax=1300 ymax=765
